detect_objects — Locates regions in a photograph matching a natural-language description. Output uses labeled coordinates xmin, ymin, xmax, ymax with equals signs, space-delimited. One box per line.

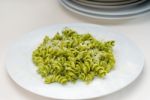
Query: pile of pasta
xmin=32 ymin=28 xmax=115 ymax=84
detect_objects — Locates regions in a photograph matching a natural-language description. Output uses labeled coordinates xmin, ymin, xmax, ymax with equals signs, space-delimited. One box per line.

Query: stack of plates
xmin=59 ymin=0 xmax=150 ymax=19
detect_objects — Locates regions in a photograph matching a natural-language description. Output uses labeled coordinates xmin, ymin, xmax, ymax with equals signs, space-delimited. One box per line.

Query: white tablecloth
xmin=0 ymin=0 xmax=150 ymax=100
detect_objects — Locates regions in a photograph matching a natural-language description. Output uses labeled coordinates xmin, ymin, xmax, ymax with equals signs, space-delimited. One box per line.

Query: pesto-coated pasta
xmin=32 ymin=28 xmax=115 ymax=84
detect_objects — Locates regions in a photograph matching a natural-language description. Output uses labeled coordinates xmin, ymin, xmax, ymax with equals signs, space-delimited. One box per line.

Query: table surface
xmin=0 ymin=0 xmax=150 ymax=100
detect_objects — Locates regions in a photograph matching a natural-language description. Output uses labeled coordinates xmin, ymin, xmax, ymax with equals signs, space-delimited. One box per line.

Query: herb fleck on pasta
xmin=32 ymin=28 xmax=115 ymax=84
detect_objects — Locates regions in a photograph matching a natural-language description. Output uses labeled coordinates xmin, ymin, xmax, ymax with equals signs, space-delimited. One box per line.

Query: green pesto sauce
xmin=32 ymin=28 xmax=115 ymax=84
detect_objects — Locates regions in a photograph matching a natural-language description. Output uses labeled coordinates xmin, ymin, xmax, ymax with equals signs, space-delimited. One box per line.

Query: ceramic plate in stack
xmin=74 ymin=0 xmax=145 ymax=8
xmin=59 ymin=0 xmax=150 ymax=19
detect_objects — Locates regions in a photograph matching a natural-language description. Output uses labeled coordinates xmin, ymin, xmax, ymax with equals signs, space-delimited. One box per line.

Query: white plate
xmin=82 ymin=0 xmax=133 ymax=1
xmin=6 ymin=23 xmax=144 ymax=100
xmin=76 ymin=0 xmax=140 ymax=6
xmin=60 ymin=0 xmax=150 ymax=18
xmin=73 ymin=0 xmax=145 ymax=9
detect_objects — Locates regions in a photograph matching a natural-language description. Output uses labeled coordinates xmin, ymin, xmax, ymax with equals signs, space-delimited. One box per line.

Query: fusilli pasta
xmin=32 ymin=28 xmax=115 ymax=84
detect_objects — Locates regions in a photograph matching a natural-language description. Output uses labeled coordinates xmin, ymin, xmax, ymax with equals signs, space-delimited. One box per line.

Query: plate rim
xmin=72 ymin=0 xmax=146 ymax=9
